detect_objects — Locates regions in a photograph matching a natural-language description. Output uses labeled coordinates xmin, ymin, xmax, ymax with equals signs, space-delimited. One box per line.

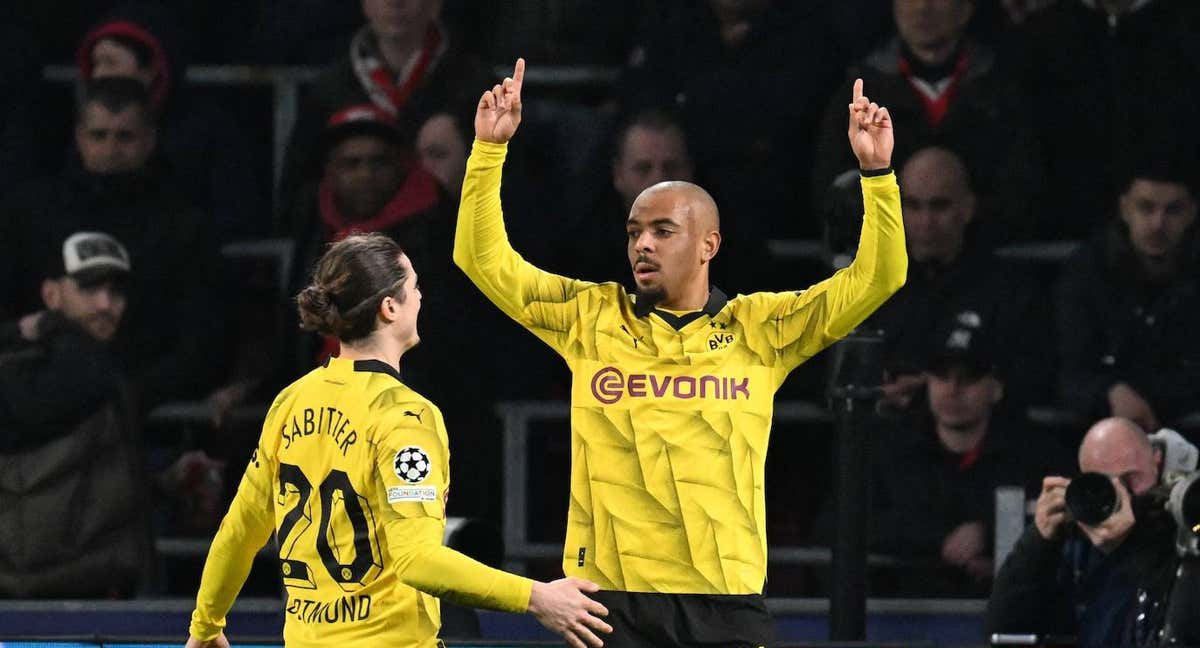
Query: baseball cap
xmin=927 ymin=310 xmax=997 ymax=379
xmin=56 ymin=231 xmax=132 ymax=286
xmin=319 ymin=103 xmax=409 ymax=162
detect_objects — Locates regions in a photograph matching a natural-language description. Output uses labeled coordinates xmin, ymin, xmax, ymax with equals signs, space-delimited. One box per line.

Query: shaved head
xmin=902 ymin=147 xmax=971 ymax=191
xmin=1079 ymin=417 xmax=1160 ymax=495
xmin=900 ymin=146 xmax=975 ymax=263
xmin=635 ymin=181 xmax=720 ymax=232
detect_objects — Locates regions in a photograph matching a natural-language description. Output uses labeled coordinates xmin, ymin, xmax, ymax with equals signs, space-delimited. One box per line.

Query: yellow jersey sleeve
xmin=373 ymin=406 xmax=533 ymax=613
xmin=453 ymin=139 xmax=595 ymax=356
xmin=189 ymin=402 xmax=282 ymax=640
xmin=742 ymin=171 xmax=906 ymax=374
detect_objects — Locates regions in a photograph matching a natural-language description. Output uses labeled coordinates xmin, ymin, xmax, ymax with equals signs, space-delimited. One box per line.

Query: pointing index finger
xmin=514 ymin=58 xmax=526 ymax=89
xmin=853 ymin=78 xmax=863 ymax=102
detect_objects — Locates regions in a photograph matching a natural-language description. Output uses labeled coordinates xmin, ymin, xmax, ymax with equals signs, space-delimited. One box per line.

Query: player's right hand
xmin=475 ymin=58 xmax=525 ymax=144
xmin=1034 ymin=476 xmax=1070 ymax=540
xmin=184 ymin=632 xmax=229 ymax=648
xmin=528 ymin=576 xmax=612 ymax=648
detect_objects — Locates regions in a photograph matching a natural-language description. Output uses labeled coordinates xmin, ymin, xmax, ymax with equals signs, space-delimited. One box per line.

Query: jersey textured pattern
xmin=189 ymin=358 xmax=531 ymax=647
xmin=455 ymin=139 xmax=906 ymax=595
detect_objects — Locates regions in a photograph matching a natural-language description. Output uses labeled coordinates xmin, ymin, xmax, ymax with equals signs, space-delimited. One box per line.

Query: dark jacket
xmin=869 ymin=412 xmax=1066 ymax=560
xmin=865 ymin=238 xmax=1053 ymax=411
xmin=1004 ymin=0 xmax=1200 ymax=239
xmin=77 ymin=3 xmax=265 ymax=241
xmin=0 ymin=164 xmax=225 ymax=408
xmin=0 ymin=315 xmax=151 ymax=598
xmin=986 ymin=514 xmax=1179 ymax=648
xmin=1055 ymin=224 xmax=1200 ymax=425
xmin=813 ymin=37 xmax=1043 ymax=245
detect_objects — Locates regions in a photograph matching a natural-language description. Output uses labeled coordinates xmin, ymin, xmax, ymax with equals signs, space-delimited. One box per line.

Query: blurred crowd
xmin=1 ymin=0 xmax=1199 ymax=603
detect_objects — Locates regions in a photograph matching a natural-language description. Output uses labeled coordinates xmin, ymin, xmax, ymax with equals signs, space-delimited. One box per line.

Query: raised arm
xmin=453 ymin=59 xmax=594 ymax=355
xmin=753 ymin=79 xmax=907 ymax=372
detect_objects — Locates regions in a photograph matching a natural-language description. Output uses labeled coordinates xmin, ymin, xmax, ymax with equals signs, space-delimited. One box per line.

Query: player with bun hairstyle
xmin=187 ymin=233 xmax=611 ymax=648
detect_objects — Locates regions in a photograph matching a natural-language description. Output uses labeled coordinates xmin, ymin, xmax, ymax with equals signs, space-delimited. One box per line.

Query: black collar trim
xmin=633 ymin=287 xmax=729 ymax=329
xmin=352 ymin=359 xmax=403 ymax=382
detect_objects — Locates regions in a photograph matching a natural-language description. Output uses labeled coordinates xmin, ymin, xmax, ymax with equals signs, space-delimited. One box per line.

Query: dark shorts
xmin=591 ymin=591 xmax=775 ymax=648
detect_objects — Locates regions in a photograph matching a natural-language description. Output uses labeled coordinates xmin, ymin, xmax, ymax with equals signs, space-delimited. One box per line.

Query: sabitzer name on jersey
xmin=590 ymin=366 xmax=751 ymax=405
xmin=286 ymin=593 xmax=372 ymax=624
xmin=281 ymin=406 xmax=358 ymax=456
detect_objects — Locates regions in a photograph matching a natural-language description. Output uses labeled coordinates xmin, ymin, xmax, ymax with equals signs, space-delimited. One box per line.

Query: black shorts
xmin=590 ymin=591 xmax=775 ymax=648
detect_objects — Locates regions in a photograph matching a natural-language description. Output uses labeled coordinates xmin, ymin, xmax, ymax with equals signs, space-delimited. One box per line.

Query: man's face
xmin=1079 ymin=431 xmax=1160 ymax=496
xmin=893 ymin=0 xmax=973 ymax=53
xmin=416 ymin=113 xmax=466 ymax=196
xmin=900 ymin=155 xmax=974 ymax=263
xmin=613 ymin=126 xmax=694 ymax=210
xmin=926 ymin=366 xmax=1001 ymax=432
xmin=90 ymin=38 xmax=156 ymax=87
xmin=75 ymin=103 xmax=156 ymax=175
xmin=1119 ymin=179 xmax=1197 ymax=263
xmin=42 ymin=277 xmax=127 ymax=341
xmin=362 ymin=0 xmax=442 ymax=41
xmin=326 ymin=135 xmax=404 ymax=220
xmin=388 ymin=253 xmax=422 ymax=352
xmin=626 ymin=189 xmax=711 ymax=303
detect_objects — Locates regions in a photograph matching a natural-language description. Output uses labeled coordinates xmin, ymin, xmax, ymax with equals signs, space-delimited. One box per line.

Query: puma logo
xmin=620 ymin=324 xmax=644 ymax=349
xmin=403 ymin=409 xmax=424 ymax=424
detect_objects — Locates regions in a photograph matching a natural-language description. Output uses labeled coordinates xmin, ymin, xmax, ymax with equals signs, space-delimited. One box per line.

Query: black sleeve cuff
xmin=860 ymin=167 xmax=894 ymax=178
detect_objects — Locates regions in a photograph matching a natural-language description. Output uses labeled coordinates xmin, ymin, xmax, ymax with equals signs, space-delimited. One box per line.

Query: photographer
xmin=985 ymin=418 xmax=1179 ymax=647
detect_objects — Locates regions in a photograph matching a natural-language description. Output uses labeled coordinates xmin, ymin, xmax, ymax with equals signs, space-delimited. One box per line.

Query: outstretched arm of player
xmin=453 ymin=58 xmax=590 ymax=354
xmin=750 ymin=79 xmax=906 ymax=370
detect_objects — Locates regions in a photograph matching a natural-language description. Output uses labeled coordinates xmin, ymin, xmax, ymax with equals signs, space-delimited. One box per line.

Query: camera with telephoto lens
xmin=1063 ymin=429 xmax=1200 ymax=536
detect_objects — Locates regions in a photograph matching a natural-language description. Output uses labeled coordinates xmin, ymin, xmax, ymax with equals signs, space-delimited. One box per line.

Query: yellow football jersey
xmin=456 ymin=140 xmax=906 ymax=595
xmin=190 ymin=357 xmax=531 ymax=648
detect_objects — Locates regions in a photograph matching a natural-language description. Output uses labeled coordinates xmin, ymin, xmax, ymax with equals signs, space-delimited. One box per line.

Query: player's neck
xmin=338 ymin=336 xmax=404 ymax=372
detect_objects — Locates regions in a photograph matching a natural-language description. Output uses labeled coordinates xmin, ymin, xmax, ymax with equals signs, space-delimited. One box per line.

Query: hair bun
xmin=297 ymin=284 xmax=345 ymax=337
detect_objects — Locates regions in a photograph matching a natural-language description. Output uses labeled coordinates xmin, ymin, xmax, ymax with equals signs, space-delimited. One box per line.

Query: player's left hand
xmin=847 ymin=78 xmax=894 ymax=171
xmin=184 ymin=633 xmax=229 ymax=648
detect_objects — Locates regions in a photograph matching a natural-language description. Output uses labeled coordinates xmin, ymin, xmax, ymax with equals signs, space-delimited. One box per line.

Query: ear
xmin=1118 ymin=191 xmax=1134 ymax=228
xmin=378 ymin=295 xmax=399 ymax=324
xmin=701 ymin=230 xmax=721 ymax=264
xmin=963 ymin=191 xmax=977 ymax=224
xmin=41 ymin=279 xmax=62 ymax=310
xmin=988 ymin=377 xmax=1005 ymax=405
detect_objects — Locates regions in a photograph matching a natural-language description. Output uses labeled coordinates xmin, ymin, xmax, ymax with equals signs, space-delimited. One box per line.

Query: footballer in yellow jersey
xmin=187 ymin=235 xmax=610 ymax=648
xmin=456 ymin=61 xmax=905 ymax=645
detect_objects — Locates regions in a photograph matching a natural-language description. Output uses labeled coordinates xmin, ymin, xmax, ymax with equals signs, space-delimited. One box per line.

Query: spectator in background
xmin=986 ymin=417 xmax=1179 ymax=647
xmin=814 ymin=0 xmax=1042 ymax=244
xmin=1055 ymin=158 xmax=1200 ymax=436
xmin=863 ymin=314 xmax=1067 ymax=596
xmin=866 ymin=147 xmax=1049 ymax=414
xmin=622 ymin=1 xmax=843 ymax=290
xmin=416 ymin=110 xmax=470 ymax=199
xmin=1007 ymin=0 xmax=1200 ymax=239
xmin=77 ymin=3 xmax=264 ymax=241
xmin=0 ymin=77 xmax=224 ymax=409
xmin=0 ymin=231 xmax=151 ymax=598
xmin=280 ymin=0 xmax=491 ymax=211
xmin=563 ymin=109 xmax=694 ymax=285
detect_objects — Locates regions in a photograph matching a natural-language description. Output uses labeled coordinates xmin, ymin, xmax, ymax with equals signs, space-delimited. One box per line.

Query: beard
xmin=636 ymin=285 xmax=667 ymax=308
